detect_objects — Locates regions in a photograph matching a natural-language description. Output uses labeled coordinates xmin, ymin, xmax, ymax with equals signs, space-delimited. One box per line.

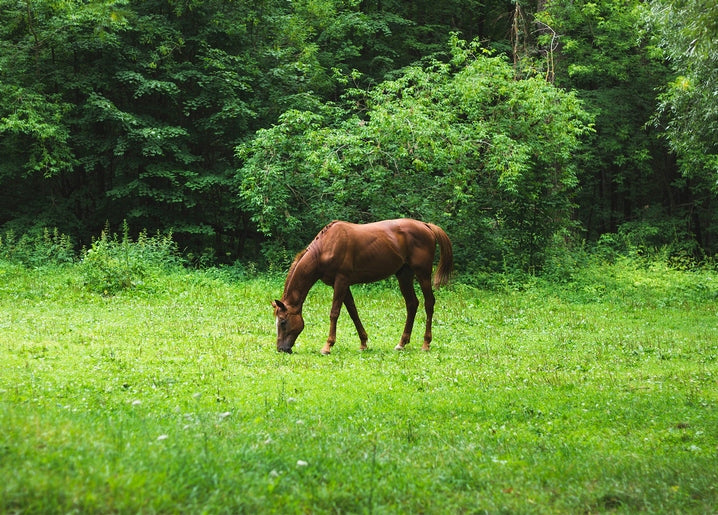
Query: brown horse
xmin=272 ymin=219 xmax=453 ymax=354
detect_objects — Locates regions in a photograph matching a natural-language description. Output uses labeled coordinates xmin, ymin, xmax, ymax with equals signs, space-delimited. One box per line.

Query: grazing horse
xmin=272 ymin=219 xmax=453 ymax=354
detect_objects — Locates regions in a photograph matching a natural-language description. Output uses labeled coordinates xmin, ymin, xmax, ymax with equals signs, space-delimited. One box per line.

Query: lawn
xmin=1 ymin=260 xmax=717 ymax=513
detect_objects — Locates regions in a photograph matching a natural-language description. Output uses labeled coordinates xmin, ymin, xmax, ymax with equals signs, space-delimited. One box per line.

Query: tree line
xmin=1 ymin=0 xmax=716 ymax=272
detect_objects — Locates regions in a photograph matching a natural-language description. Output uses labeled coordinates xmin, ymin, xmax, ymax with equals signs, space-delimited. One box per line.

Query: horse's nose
xmin=277 ymin=346 xmax=293 ymax=354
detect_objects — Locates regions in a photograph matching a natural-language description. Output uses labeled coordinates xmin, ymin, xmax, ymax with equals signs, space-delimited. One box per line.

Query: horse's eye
xmin=279 ymin=319 xmax=287 ymax=328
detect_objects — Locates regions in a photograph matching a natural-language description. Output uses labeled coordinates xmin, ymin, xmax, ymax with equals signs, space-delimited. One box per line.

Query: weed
xmin=0 ymin=227 xmax=74 ymax=267
xmin=79 ymin=222 xmax=182 ymax=294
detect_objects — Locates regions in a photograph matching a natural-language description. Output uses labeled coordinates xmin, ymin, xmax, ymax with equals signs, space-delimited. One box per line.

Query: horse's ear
xmin=272 ymin=300 xmax=286 ymax=311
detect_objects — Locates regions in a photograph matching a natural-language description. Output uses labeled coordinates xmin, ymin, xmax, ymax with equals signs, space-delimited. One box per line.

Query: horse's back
xmin=316 ymin=219 xmax=437 ymax=284
xmin=326 ymin=218 xmax=434 ymax=253
xmin=333 ymin=218 xmax=431 ymax=238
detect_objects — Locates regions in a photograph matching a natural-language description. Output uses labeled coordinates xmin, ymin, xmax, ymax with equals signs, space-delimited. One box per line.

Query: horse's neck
xmin=283 ymin=251 xmax=319 ymax=309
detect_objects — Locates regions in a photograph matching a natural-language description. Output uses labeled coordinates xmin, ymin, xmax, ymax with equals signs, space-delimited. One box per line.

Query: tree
xmin=0 ymin=0 xmax=288 ymax=252
xmin=237 ymin=38 xmax=591 ymax=272
xmin=1 ymin=0 xmax=521 ymax=261
xmin=532 ymin=0 xmax=718 ymax=255
xmin=648 ymin=0 xmax=718 ymax=181
xmin=0 ymin=0 xmax=112 ymax=233
xmin=647 ymin=0 xmax=718 ymax=252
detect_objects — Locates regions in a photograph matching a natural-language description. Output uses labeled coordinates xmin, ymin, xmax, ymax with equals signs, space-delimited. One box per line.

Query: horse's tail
xmin=427 ymin=223 xmax=453 ymax=288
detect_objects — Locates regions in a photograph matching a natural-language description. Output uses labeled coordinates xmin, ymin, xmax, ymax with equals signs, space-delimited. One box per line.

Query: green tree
xmin=535 ymin=0 xmax=676 ymax=242
xmin=1 ymin=0 xmax=520 ymax=261
xmin=237 ymin=38 xmax=591 ymax=272
xmin=1 ymin=0 xmax=280 ymax=252
xmin=647 ymin=0 xmax=718 ymax=252
xmin=648 ymin=0 xmax=718 ymax=181
xmin=0 ymin=0 xmax=110 ymax=232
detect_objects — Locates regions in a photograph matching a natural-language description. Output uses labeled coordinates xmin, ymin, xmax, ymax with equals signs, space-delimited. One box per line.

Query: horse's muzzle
xmin=277 ymin=346 xmax=293 ymax=354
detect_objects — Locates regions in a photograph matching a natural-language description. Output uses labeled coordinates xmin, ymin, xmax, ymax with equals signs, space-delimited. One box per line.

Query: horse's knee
xmin=423 ymin=288 xmax=435 ymax=305
xmin=405 ymin=297 xmax=419 ymax=313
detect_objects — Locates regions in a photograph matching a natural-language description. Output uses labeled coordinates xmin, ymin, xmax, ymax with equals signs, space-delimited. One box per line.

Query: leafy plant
xmin=647 ymin=0 xmax=718 ymax=188
xmin=237 ymin=37 xmax=592 ymax=272
xmin=79 ymin=223 xmax=182 ymax=295
xmin=0 ymin=227 xmax=75 ymax=267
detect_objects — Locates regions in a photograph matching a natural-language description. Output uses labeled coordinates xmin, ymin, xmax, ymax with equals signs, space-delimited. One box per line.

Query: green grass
xmin=1 ymin=260 xmax=717 ymax=513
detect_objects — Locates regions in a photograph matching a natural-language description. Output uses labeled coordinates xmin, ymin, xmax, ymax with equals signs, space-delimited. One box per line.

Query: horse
xmin=272 ymin=218 xmax=453 ymax=354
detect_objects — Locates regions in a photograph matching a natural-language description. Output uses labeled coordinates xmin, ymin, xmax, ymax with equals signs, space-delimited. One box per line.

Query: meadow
xmin=1 ymin=258 xmax=717 ymax=513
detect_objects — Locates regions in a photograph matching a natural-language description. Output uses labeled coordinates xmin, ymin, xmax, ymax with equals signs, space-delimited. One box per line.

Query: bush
xmin=80 ymin=223 xmax=182 ymax=295
xmin=593 ymin=219 xmax=708 ymax=270
xmin=237 ymin=37 xmax=592 ymax=274
xmin=0 ymin=228 xmax=75 ymax=267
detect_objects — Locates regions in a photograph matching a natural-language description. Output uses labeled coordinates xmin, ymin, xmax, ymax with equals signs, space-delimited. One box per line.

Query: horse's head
xmin=272 ymin=299 xmax=304 ymax=353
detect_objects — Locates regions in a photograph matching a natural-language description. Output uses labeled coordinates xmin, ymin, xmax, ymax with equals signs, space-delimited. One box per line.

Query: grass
xmin=1 ymin=259 xmax=717 ymax=513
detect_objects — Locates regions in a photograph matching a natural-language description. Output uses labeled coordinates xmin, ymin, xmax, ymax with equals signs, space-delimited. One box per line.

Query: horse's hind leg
xmin=344 ymin=288 xmax=369 ymax=351
xmin=321 ymin=279 xmax=349 ymax=355
xmin=417 ymin=275 xmax=435 ymax=351
xmin=395 ymin=266 xmax=419 ymax=351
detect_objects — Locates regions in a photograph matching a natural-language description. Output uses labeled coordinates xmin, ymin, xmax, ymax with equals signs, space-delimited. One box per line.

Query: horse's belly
xmin=350 ymin=254 xmax=405 ymax=284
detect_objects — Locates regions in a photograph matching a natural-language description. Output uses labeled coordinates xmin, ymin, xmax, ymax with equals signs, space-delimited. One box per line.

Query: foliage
xmin=0 ymin=0 xmax=517 ymax=260
xmin=79 ymin=222 xmax=182 ymax=294
xmin=0 ymin=228 xmax=75 ymax=267
xmin=238 ymin=38 xmax=592 ymax=271
xmin=1 ymin=0 xmax=716 ymax=266
xmin=1 ymin=265 xmax=717 ymax=512
xmin=647 ymin=0 xmax=718 ymax=187
xmin=535 ymin=0 xmax=679 ymax=243
xmin=643 ymin=0 xmax=718 ymax=254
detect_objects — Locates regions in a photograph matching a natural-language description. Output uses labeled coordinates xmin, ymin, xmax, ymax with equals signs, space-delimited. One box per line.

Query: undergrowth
xmin=78 ymin=223 xmax=183 ymax=295
xmin=0 ymin=227 xmax=74 ymax=267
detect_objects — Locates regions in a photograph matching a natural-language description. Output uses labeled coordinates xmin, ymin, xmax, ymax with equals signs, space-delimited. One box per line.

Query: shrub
xmin=80 ymin=223 xmax=182 ymax=295
xmin=236 ymin=37 xmax=592 ymax=274
xmin=0 ymin=228 xmax=75 ymax=267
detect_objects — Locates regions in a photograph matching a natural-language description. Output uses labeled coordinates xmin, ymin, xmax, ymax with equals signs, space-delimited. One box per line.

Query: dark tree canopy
xmin=1 ymin=0 xmax=715 ymax=271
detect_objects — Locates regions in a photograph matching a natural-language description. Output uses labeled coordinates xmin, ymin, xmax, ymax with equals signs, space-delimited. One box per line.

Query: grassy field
xmin=1 ymin=259 xmax=717 ymax=513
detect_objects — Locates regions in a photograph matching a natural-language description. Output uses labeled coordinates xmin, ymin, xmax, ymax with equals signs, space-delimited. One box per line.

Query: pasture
xmin=1 ymin=260 xmax=717 ymax=513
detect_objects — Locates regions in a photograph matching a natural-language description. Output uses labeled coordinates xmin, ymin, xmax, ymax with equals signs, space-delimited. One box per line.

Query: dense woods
xmin=1 ymin=0 xmax=716 ymax=272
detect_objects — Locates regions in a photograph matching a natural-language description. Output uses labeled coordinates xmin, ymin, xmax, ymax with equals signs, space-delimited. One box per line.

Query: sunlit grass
xmin=1 ymin=261 xmax=717 ymax=513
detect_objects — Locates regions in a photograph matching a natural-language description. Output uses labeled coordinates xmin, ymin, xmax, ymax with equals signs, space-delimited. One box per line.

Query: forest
xmin=1 ymin=0 xmax=717 ymax=274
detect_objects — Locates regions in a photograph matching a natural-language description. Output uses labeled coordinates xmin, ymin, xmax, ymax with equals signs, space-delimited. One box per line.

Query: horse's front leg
xmin=343 ymin=288 xmax=368 ymax=351
xmin=321 ymin=279 xmax=349 ymax=355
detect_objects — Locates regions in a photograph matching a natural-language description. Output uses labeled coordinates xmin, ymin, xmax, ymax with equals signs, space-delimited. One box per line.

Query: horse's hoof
xmin=320 ymin=349 xmax=331 ymax=355
xmin=394 ymin=344 xmax=405 ymax=351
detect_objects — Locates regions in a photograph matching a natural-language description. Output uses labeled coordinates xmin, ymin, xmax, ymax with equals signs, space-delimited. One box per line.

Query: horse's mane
xmin=282 ymin=221 xmax=338 ymax=298
xmin=282 ymin=248 xmax=308 ymax=298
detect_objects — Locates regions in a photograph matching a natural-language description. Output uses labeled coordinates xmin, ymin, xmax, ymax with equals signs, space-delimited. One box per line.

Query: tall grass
xmin=1 ymin=257 xmax=716 ymax=513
